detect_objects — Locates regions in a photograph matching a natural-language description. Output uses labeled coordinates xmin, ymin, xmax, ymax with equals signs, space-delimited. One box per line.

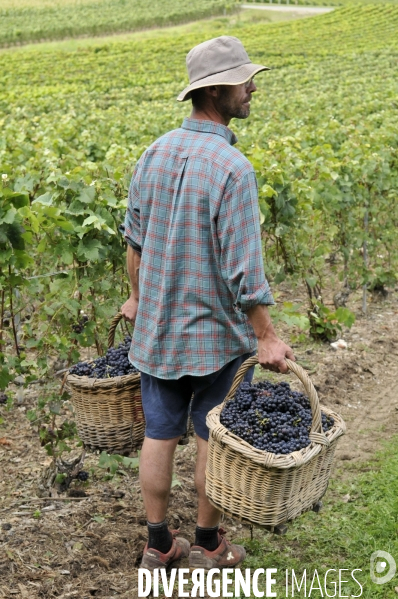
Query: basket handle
xmin=107 ymin=312 xmax=133 ymax=349
xmin=222 ymin=355 xmax=329 ymax=446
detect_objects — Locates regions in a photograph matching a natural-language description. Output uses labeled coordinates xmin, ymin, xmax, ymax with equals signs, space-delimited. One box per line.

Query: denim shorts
xmin=140 ymin=353 xmax=254 ymax=441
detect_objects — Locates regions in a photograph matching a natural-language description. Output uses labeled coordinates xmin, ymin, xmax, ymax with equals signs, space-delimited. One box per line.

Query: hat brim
xmin=177 ymin=63 xmax=270 ymax=102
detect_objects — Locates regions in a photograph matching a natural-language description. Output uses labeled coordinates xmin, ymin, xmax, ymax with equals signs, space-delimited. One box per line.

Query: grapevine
xmin=0 ymin=4 xmax=397 ymax=387
xmin=0 ymin=0 xmax=234 ymax=47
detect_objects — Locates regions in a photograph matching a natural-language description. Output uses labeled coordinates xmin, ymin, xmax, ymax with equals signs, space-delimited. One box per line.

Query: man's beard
xmin=217 ymin=86 xmax=250 ymax=120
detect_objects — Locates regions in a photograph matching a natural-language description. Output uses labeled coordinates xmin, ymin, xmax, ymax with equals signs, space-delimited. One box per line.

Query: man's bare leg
xmin=140 ymin=435 xmax=220 ymax=526
xmin=139 ymin=436 xmax=180 ymax=522
xmin=189 ymin=435 xmax=246 ymax=568
xmin=139 ymin=436 xmax=191 ymax=570
xmin=195 ymin=435 xmax=221 ymax=528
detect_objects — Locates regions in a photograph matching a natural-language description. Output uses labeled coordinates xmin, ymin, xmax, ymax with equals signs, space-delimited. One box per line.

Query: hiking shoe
xmin=189 ymin=528 xmax=246 ymax=570
xmin=140 ymin=530 xmax=190 ymax=571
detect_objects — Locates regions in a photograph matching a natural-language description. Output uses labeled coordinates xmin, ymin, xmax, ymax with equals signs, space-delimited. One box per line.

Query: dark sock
xmin=147 ymin=520 xmax=172 ymax=554
xmin=194 ymin=525 xmax=220 ymax=551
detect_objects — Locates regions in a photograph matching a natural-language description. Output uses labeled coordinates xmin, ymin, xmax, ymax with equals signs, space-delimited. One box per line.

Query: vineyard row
xmin=0 ymin=0 xmax=235 ymax=47
xmin=0 ymin=4 xmax=397 ymax=388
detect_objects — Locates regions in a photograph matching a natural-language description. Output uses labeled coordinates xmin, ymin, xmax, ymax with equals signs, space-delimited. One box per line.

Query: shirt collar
xmin=181 ymin=117 xmax=238 ymax=146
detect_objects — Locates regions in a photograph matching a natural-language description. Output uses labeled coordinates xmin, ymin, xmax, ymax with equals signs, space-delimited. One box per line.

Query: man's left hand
xmin=121 ymin=296 xmax=138 ymax=325
xmin=257 ymin=336 xmax=295 ymax=374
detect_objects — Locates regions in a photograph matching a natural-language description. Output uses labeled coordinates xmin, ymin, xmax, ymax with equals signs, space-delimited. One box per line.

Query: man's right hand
xmin=121 ymin=296 xmax=138 ymax=325
xmin=246 ymin=304 xmax=295 ymax=374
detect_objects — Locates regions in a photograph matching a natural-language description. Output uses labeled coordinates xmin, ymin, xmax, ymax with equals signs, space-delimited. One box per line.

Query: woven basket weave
xmin=206 ymin=356 xmax=346 ymax=527
xmin=66 ymin=312 xmax=144 ymax=454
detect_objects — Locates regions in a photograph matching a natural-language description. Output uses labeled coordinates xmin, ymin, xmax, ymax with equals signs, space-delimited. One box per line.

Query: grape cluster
xmin=72 ymin=313 xmax=89 ymax=334
xmin=69 ymin=336 xmax=138 ymax=378
xmin=0 ymin=392 xmax=8 ymax=405
xmin=220 ymin=380 xmax=334 ymax=455
xmin=76 ymin=470 xmax=89 ymax=482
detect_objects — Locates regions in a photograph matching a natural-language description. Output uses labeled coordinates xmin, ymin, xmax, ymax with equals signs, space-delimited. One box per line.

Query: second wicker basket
xmin=66 ymin=312 xmax=144 ymax=454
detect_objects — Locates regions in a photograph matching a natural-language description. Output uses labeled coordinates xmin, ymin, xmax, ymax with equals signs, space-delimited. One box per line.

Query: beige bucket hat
xmin=177 ymin=35 xmax=270 ymax=102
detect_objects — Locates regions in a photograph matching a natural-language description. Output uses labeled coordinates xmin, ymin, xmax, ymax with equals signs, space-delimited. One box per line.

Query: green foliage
xmin=30 ymin=388 xmax=78 ymax=458
xmin=367 ymin=267 xmax=397 ymax=292
xmin=54 ymin=472 xmax=67 ymax=484
xmin=92 ymin=514 xmax=106 ymax=524
xmin=171 ymin=473 xmax=182 ymax=488
xmin=0 ymin=4 xmax=397 ymax=383
xmin=97 ymin=451 xmax=139 ymax=477
xmin=309 ymin=301 xmax=355 ymax=342
xmin=0 ymin=352 xmax=28 ymax=392
xmin=246 ymin=0 xmax=398 ymax=5
xmin=239 ymin=435 xmax=398 ymax=598
xmin=269 ymin=302 xmax=310 ymax=331
xmin=0 ymin=0 xmax=235 ymax=47
xmin=0 ymin=358 xmax=13 ymax=391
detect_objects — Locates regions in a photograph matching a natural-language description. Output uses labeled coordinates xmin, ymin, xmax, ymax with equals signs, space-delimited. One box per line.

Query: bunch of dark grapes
xmin=69 ymin=362 xmax=94 ymax=376
xmin=220 ymin=380 xmax=334 ymax=455
xmin=69 ymin=335 xmax=138 ymax=379
xmin=0 ymin=392 xmax=8 ymax=405
xmin=72 ymin=313 xmax=89 ymax=334
xmin=76 ymin=470 xmax=89 ymax=482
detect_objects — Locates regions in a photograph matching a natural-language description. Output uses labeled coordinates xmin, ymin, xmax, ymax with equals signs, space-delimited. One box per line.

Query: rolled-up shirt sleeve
xmin=121 ymin=161 xmax=142 ymax=254
xmin=217 ymin=168 xmax=275 ymax=312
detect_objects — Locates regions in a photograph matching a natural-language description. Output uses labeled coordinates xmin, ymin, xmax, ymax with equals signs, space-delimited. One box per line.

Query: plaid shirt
xmin=122 ymin=117 xmax=274 ymax=379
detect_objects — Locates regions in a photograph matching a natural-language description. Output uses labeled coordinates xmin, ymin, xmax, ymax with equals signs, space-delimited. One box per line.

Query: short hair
xmin=190 ymin=87 xmax=207 ymax=110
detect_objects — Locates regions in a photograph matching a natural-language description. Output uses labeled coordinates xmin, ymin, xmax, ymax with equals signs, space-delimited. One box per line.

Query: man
xmin=121 ymin=36 xmax=295 ymax=571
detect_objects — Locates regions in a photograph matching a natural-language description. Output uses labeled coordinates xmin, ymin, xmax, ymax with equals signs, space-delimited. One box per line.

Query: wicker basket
xmin=66 ymin=312 xmax=144 ymax=454
xmin=206 ymin=356 xmax=346 ymax=527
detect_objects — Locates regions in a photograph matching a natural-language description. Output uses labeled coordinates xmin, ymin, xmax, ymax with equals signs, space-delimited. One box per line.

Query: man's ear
xmin=207 ymin=85 xmax=219 ymax=98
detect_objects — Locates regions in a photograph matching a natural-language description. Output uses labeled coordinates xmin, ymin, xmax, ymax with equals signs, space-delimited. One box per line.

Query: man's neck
xmin=190 ymin=107 xmax=230 ymax=127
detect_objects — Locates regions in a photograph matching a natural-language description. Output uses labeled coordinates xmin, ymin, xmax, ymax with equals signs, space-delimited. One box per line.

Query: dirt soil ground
xmin=1 ymin=288 xmax=398 ymax=598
